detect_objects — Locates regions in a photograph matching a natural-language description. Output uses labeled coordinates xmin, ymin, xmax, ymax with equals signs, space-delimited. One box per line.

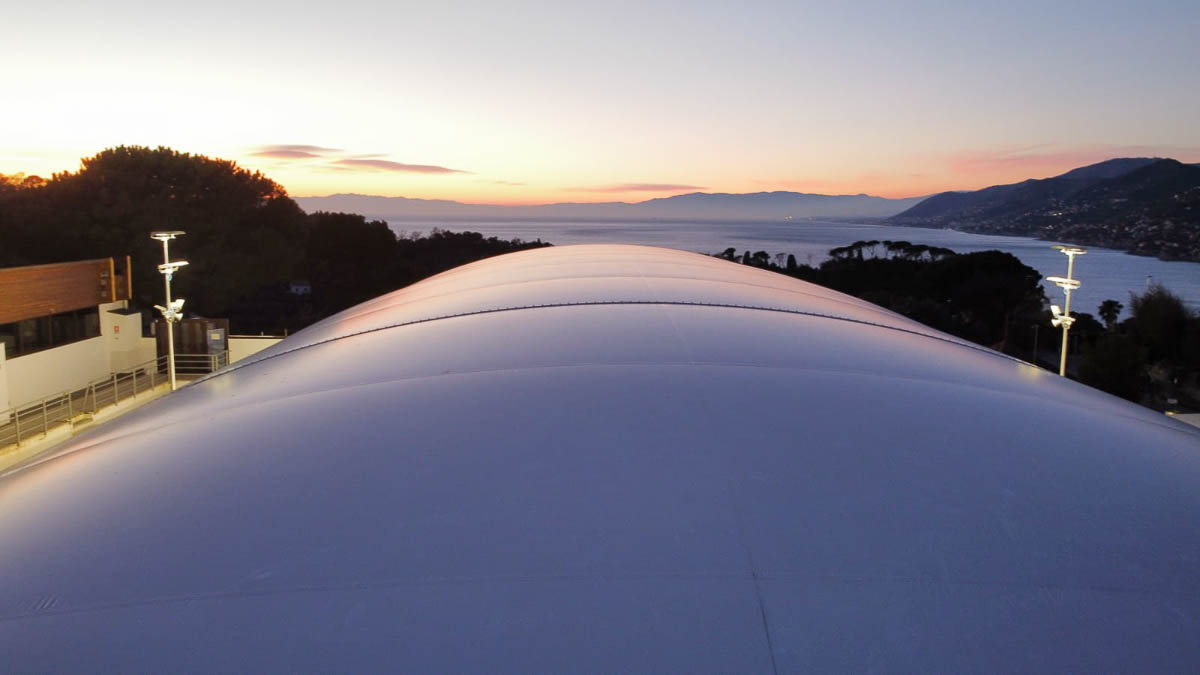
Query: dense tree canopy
xmin=1129 ymin=283 xmax=1192 ymax=363
xmin=719 ymin=242 xmax=1200 ymax=409
xmin=1079 ymin=333 xmax=1146 ymax=402
xmin=0 ymin=146 xmax=548 ymax=333
xmin=0 ymin=146 xmax=302 ymax=316
xmin=1077 ymin=286 xmax=1199 ymax=406
xmin=743 ymin=240 xmax=1047 ymax=351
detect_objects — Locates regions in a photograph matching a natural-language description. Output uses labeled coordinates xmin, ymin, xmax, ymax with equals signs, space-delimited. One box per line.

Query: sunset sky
xmin=3 ymin=0 xmax=1198 ymax=204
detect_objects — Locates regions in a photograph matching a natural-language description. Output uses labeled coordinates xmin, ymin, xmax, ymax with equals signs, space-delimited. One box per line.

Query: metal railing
xmin=0 ymin=351 xmax=228 ymax=449
xmin=171 ymin=351 xmax=229 ymax=375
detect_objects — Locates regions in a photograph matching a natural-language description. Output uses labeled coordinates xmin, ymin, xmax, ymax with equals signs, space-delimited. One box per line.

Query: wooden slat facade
xmin=0 ymin=257 xmax=132 ymax=325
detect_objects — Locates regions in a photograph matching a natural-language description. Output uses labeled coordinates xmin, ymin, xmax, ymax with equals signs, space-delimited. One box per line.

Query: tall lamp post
xmin=1047 ymin=245 xmax=1086 ymax=377
xmin=150 ymin=231 xmax=188 ymax=391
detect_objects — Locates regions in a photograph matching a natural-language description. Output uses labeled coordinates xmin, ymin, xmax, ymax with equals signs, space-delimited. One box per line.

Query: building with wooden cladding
xmin=0 ymin=257 xmax=132 ymax=356
xmin=0 ymin=256 xmax=150 ymax=412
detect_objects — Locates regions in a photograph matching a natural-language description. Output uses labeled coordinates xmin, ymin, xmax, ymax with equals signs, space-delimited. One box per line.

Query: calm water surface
xmin=389 ymin=219 xmax=1200 ymax=319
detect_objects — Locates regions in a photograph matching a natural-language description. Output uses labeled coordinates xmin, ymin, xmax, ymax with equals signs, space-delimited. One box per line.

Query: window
xmin=0 ymin=308 xmax=101 ymax=358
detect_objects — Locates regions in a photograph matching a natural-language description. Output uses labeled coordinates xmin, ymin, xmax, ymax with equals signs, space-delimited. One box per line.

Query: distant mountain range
xmin=295 ymin=191 xmax=928 ymax=222
xmin=890 ymin=158 xmax=1200 ymax=261
xmin=296 ymin=158 xmax=1200 ymax=261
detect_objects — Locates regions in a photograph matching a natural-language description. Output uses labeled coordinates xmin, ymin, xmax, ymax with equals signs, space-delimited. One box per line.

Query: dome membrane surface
xmin=2 ymin=244 xmax=1198 ymax=671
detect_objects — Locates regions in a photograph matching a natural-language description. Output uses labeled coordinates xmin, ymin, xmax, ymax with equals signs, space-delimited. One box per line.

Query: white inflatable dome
xmin=2 ymin=244 xmax=1198 ymax=671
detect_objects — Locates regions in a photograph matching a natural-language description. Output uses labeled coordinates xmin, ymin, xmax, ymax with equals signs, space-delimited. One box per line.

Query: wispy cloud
xmin=333 ymin=159 xmax=467 ymax=174
xmin=247 ymin=145 xmax=471 ymax=177
xmin=574 ymin=183 xmax=704 ymax=193
xmin=490 ymin=179 xmax=526 ymax=186
xmin=947 ymin=145 xmax=1103 ymax=175
xmin=250 ymin=144 xmax=342 ymax=159
xmin=252 ymin=150 xmax=322 ymax=159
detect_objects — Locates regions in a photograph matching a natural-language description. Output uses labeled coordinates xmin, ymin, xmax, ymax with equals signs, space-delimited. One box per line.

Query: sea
xmin=385 ymin=219 xmax=1200 ymax=320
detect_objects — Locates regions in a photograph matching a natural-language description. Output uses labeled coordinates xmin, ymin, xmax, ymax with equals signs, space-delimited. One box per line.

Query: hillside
xmin=891 ymin=158 xmax=1200 ymax=261
xmin=895 ymin=158 xmax=1158 ymax=221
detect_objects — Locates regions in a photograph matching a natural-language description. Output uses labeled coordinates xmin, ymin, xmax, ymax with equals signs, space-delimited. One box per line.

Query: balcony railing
xmin=0 ymin=351 xmax=228 ymax=450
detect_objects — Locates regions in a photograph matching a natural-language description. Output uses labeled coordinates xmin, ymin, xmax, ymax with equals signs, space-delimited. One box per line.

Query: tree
xmin=916 ymin=250 xmax=1046 ymax=348
xmin=304 ymin=212 xmax=398 ymax=315
xmin=0 ymin=146 xmax=307 ymax=316
xmin=1079 ymin=333 xmax=1146 ymax=402
xmin=1129 ymin=283 xmax=1190 ymax=362
xmin=0 ymin=172 xmax=45 ymax=192
xmin=1098 ymin=299 xmax=1123 ymax=330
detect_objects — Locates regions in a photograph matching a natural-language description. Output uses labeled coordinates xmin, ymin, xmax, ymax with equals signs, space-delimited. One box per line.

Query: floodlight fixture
xmin=157 ymin=260 xmax=189 ymax=279
xmin=1046 ymin=275 xmax=1080 ymax=291
xmin=151 ymin=230 xmax=187 ymax=391
xmin=154 ymin=298 xmax=186 ymax=323
xmin=1047 ymin=245 xmax=1086 ymax=377
xmin=1052 ymin=245 xmax=1088 ymax=256
xmin=1049 ymin=304 xmax=1074 ymax=329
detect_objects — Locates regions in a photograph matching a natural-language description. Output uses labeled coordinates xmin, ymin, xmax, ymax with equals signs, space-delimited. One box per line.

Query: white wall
xmin=109 ymin=336 xmax=157 ymax=373
xmin=2 ymin=310 xmax=273 ymax=410
xmin=0 ymin=343 xmax=9 ymax=412
xmin=229 ymin=336 xmax=283 ymax=363
xmin=101 ymin=303 xmax=153 ymax=371
xmin=6 ymin=336 xmax=110 ymax=406
xmin=136 ymin=337 xmax=158 ymax=365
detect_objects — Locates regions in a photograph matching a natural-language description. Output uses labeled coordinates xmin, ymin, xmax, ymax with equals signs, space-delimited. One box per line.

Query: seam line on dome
xmin=197 ymin=301 xmax=1031 ymax=385
xmin=326 ymin=272 xmax=891 ymax=330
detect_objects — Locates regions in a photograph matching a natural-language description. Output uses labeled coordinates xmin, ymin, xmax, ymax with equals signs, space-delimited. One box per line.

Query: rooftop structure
xmin=0 ymin=257 xmax=145 ymax=412
xmin=2 ymin=245 xmax=1198 ymax=670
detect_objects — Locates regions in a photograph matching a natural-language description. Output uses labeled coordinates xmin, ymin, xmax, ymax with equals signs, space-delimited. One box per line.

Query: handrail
xmin=0 ymin=351 xmax=229 ymax=449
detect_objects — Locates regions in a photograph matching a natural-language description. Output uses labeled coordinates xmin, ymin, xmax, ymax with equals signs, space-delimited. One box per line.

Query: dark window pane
xmin=83 ymin=310 xmax=100 ymax=339
xmin=0 ymin=323 xmax=14 ymax=357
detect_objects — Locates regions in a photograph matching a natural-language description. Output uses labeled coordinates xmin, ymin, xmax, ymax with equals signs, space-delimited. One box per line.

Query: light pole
xmin=150 ymin=231 xmax=188 ymax=391
xmin=1047 ymin=245 xmax=1086 ymax=377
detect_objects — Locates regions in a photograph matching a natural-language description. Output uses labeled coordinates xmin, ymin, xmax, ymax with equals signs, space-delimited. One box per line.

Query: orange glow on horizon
xmin=5 ymin=145 xmax=1199 ymax=207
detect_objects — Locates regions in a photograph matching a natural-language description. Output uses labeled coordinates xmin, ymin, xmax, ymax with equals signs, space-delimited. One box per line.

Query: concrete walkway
xmin=0 ymin=380 xmax=174 ymax=474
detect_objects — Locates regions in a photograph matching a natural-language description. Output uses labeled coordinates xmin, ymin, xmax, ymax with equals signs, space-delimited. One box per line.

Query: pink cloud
xmin=251 ymin=144 xmax=342 ymax=159
xmin=333 ymin=159 xmax=467 ymax=174
xmin=251 ymin=150 xmax=322 ymax=159
xmin=770 ymin=145 xmax=1200 ymax=198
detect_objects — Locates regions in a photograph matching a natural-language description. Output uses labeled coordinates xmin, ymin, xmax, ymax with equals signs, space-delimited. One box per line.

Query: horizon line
xmin=289 ymin=189 xmax=934 ymax=206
